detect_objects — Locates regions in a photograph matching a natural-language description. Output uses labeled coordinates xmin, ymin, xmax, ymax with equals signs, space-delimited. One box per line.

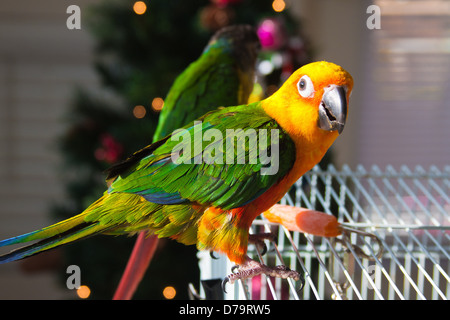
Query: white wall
xmin=0 ymin=0 xmax=99 ymax=299
xmin=290 ymin=0 xmax=369 ymax=168
xmin=291 ymin=0 xmax=450 ymax=170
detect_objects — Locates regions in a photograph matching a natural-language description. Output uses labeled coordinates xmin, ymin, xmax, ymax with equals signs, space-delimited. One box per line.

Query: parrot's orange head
xmin=263 ymin=61 xmax=353 ymax=155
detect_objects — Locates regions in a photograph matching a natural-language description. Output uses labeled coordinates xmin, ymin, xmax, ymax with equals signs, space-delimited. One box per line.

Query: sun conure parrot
xmin=0 ymin=61 xmax=353 ymax=288
xmin=114 ymin=24 xmax=261 ymax=299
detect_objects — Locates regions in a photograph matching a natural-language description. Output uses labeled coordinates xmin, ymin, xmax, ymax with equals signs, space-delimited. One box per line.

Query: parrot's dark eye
xmin=299 ymin=79 xmax=306 ymax=89
xmin=297 ymin=75 xmax=315 ymax=98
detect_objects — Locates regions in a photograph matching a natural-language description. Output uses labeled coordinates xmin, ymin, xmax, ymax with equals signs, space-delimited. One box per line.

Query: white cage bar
xmin=197 ymin=164 xmax=450 ymax=300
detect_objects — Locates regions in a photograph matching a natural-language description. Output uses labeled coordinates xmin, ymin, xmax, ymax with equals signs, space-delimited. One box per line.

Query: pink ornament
xmin=212 ymin=0 xmax=242 ymax=7
xmin=257 ymin=18 xmax=286 ymax=50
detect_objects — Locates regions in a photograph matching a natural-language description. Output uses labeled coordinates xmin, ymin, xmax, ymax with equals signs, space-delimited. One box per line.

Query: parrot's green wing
xmin=107 ymin=103 xmax=296 ymax=211
xmin=153 ymin=25 xmax=259 ymax=141
xmin=155 ymin=60 xmax=239 ymax=141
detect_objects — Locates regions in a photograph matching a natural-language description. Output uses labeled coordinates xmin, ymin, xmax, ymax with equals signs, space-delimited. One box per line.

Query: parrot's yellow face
xmin=263 ymin=61 xmax=353 ymax=153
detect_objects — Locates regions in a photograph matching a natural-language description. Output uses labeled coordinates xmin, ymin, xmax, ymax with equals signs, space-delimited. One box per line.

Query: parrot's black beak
xmin=318 ymin=85 xmax=348 ymax=134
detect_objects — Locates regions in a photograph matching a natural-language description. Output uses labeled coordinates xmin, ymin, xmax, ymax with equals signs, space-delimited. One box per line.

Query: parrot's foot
xmin=209 ymin=233 xmax=275 ymax=260
xmin=248 ymin=232 xmax=276 ymax=256
xmin=222 ymin=258 xmax=303 ymax=293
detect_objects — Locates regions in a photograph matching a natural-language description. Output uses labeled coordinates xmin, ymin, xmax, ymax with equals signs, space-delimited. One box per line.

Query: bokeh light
xmin=133 ymin=105 xmax=147 ymax=118
xmin=151 ymin=97 xmax=165 ymax=111
xmin=272 ymin=0 xmax=285 ymax=12
xmin=163 ymin=286 xmax=176 ymax=299
xmin=77 ymin=285 xmax=91 ymax=299
xmin=133 ymin=1 xmax=147 ymax=15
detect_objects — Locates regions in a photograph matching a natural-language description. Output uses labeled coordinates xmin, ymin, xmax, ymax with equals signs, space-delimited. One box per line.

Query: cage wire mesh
xmin=196 ymin=164 xmax=450 ymax=300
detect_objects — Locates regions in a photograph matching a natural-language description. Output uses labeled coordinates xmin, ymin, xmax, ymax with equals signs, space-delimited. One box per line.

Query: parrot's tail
xmin=0 ymin=194 xmax=123 ymax=264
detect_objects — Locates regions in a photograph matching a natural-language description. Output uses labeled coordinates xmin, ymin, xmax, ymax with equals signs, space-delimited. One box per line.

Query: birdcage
xmin=195 ymin=164 xmax=450 ymax=300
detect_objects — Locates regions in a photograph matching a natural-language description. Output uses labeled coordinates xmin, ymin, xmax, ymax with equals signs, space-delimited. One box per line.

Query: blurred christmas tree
xmin=52 ymin=0 xmax=313 ymax=299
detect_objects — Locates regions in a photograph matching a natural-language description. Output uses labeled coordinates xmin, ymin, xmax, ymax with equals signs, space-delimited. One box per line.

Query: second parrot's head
xmin=263 ymin=61 xmax=353 ymax=150
xmin=206 ymin=24 xmax=261 ymax=73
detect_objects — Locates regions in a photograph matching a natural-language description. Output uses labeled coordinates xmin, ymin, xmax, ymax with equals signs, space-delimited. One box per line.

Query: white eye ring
xmin=297 ymin=75 xmax=315 ymax=98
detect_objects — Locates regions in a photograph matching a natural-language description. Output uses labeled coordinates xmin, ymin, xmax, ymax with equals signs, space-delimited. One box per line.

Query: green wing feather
xmin=107 ymin=103 xmax=296 ymax=210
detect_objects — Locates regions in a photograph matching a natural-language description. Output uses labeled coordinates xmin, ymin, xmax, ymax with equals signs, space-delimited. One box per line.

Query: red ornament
xmin=95 ymin=133 xmax=123 ymax=164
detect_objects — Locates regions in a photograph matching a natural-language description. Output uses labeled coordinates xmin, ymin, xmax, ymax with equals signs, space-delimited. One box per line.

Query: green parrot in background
xmin=113 ymin=25 xmax=261 ymax=299
xmin=153 ymin=25 xmax=261 ymax=141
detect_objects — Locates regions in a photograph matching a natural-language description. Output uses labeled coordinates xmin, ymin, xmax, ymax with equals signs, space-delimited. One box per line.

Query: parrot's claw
xmin=210 ymin=251 xmax=219 ymax=260
xmin=248 ymin=232 xmax=275 ymax=256
xmin=221 ymin=277 xmax=230 ymax=293
xmin=222 ymin=258 xmax=303 ymax=294
xmin=231 ymin=264 xmax=240 ymax=273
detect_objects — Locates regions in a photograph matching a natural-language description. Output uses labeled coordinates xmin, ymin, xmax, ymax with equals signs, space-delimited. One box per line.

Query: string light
xmin=163 ymin=286 xmax=176 ymax=299
xmin=151 ymin=97 xmax=164 ymax=111
xmin=272 ymin=0 xmax=286 ymax=12
xmin=77 ymin=285 xmax=91 ymax=299
xmin=258 ymin=60 xmax=274 ymax=75
xmin=133 ymin=105 xmax=147 ymax=118
xmin=133 ymin=1 xmax=147 ymax=15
